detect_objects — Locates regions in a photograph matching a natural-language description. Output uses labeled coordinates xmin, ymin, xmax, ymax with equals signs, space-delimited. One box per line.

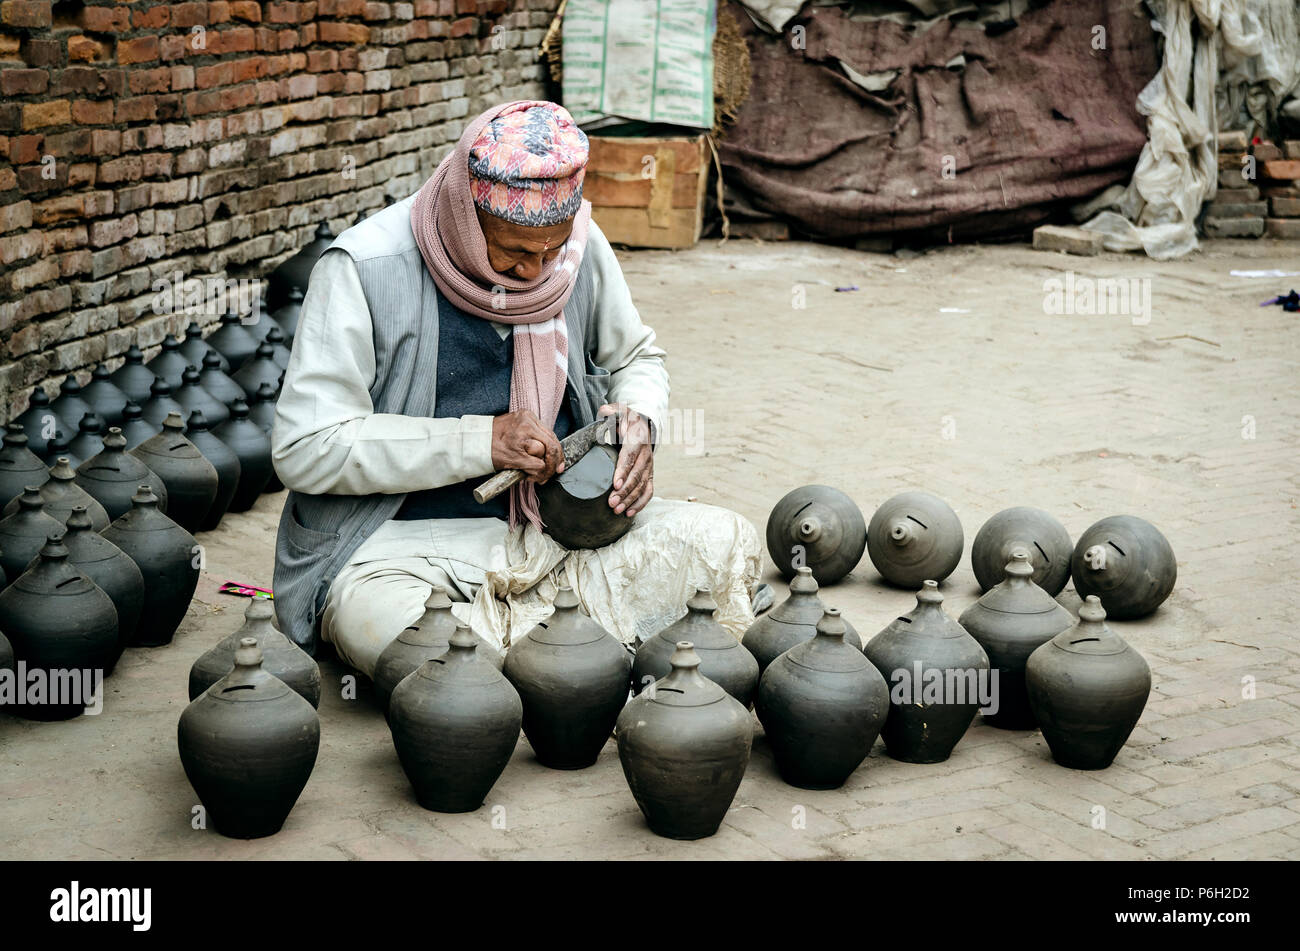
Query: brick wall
xmin=0 ymin=0 xmax=559 ymax=418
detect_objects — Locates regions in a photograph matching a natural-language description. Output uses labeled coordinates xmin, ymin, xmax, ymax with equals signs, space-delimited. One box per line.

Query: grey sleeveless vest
xmin=272 ymin=195 xmax=606 ymax=653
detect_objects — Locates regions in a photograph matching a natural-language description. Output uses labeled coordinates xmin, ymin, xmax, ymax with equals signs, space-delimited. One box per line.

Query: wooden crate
xmin=583 ymin=134 xmax=709 ymax=249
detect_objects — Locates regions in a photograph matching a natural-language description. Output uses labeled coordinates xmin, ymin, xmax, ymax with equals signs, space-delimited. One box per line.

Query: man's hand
xmin=600 ymin=403 xmax=654 ymax=517
xmin=491 ymin=410 xmax=564 ymax=484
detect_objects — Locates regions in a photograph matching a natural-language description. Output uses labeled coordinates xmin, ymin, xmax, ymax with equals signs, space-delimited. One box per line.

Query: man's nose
xmin=513 ymin=256 xmax=543 ymax=280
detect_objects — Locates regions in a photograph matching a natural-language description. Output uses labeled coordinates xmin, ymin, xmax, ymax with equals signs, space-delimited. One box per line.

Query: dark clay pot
xmin=179 ymin=321 xmax=228 ymax=373
xmin=537 ymin=444 xmax=634 ymax=550
xmin=13 ymin=387 xmax=70 ymax=453
xmin=130 ymin=413 xmax=217 ymax=535
xmin=51 ymin=377 xmax=94 ymax=436
xmin=373 ymin=586 xmax=498 ymax=713
xmin=2 ymin=458 xmax=111 ymax=531
xmin=504 ymin=585 xmax=632 ymax=770
xmin=0 ymin=424 xmax=50 ymax=508
xmin=67 ymin=412 xmax=106 ymax=465
xmin=102 ymin=486 xmax=200 ymax=647
xmin=81 ymin=364 xmax=130 ymax=427
xmin=175 ymin=364 xmax=230 ymax=429
xmin=232 ymin=341 xmax=284 ymax=399
xmin=142 ymin=378 xmax=185 ymax=429
xmin=75 ymin=427 xmax=169 ymax=521
xmin=864 ymin=580 xmax=990 ymax=763
xmin=247 ymin=382 xmax=282 ymax=492
xmin=0 ymin=487 xmax=65 ymax=586
xmin=40 ymin=427 xmax=76 ymax=467
xmin=119 ymin=401 xmax=160 ymax=450
xmin=1070 ymin=515 xmax=1176 ymax=620
xmin=631 ymin=588 xmax=759 ymax=708
xmin=0 ymin=536 xmax=118 ymax=721
xmin=0 ymin=628 xmax=11 ymax=677
xmin=110 ymin=345 xmax=158 ymax=405
xmin=742 ymin=566 xmax=861 ymax=675
xmin=206 ymin=310 xmax=259 ymax=372
xmin=972 ymin=506 xmax=1073 ymax=595
xmin=184 ymin=411 xmax=240 ymax=532
xmin=267 ymin=222 xmax=332 ymax=314
xmin=271 ymin=287 xmax=305 ymax=346
xmin=245 ymin=302 xmax=287 ymax=346
xmin=766 ymin=485 xmax=866 ymax=585
xmin=959 ymin=548 xmax=1073 ymax=730
xmin=199 ymin=351 xmax=246 ymax=407
xmin=616 ymin=641 xmax=753 ymax=840
xmin=264 ymin=326 xmax=291 ymax=370
xmin=52 ymin=506 xmax=145 ymax=669
xmin=1026 ymin=596 xmax=1152 ymax=770
xmin=145 ymin=334 xmax=190 ymax=389
xmin=213 ymin=400 xmax=272 ymax=511
xmin=389 ymin=624 xmax=523 ymax=813
xmin=178 ymin=637 xmax=320 ymax=838
xmin=867 ymin=491 xmax=964 ymax=588
xmin=757 ymin=608 xmax=889 ymax=789
xmin=189 ymin=597 xmax=321 ymax=707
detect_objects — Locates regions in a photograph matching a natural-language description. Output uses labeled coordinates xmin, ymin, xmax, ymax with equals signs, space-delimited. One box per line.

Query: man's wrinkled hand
xmin=491 ymin=410 xmax=564 ymax=484
xmin=599 ymin=402 xmax=654 ymax=517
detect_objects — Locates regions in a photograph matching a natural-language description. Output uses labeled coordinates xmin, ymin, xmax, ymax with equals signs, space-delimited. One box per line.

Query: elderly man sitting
xmin=271 ymin=100 xmax=760 ymax=676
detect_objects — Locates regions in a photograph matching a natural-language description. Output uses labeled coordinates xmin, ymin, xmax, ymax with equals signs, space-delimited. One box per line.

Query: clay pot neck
xmin=814 ymin=608 xmax=847 ymax=643
xmin=101 ymin=429 xmax=126 ymax=452
xmin=685 ymin=588 xmax=718 ymax=617
xmin=442 ymin=625 xmax=481 ymax=664
xmin=130 ymin=486 xmax=162 ymax=510
xmin=912 ymin=579 xmax=946 ymax=616
xmin=65 ymin=507 xmax=95 ymax=533
xmin=424 ymin=585 xmax=452 ymax=612
xmin=888 ymin=518 xmax=916 ymax=546
xmin=1081 ymin=544 xmax=1110 ymax=572
xmin=50 ymin=458 xmax=77 ymax=482
xmin=788 ymin=566 xmax=818 ymax=596
xmin=161 ymin=412 xmax=185 ymax=433
xmin=16 ymin=488 xmax=45 ymax=511
xmin=1002 ymin=548 xmax=1035 ymax=585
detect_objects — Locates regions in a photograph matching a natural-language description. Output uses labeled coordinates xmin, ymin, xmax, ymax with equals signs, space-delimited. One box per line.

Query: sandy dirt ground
xmin=1 ymin=236 xmax=1297 ymax=860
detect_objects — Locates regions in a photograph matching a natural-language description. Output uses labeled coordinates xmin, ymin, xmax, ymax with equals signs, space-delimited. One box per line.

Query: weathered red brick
xmin=115 ymin=96 xmax=157 ymax=123
xmin=67 ymin=162 xmax=96 ymax=187
xmin=9 ymin=132 xmax=41 ymax=163
xmin=1 ymin=67 xmax=48 ymax=95
xmin=22 ymin=99 xmax=70 ymax=129
xmin=21 ymin=37 xmax=60 ymax=67
xmin=71 ymin=99 xmax=114 ymax=124
xmin=230 ymin=0 xmax=261 ymax=21
xmin=117 ymin=35 xmax=160 ymax=65
xmin=171 ymin=2 xmax=210 ymax=28
xmin=319 ymin=21 xmax=370 ymax=43
xmin=208 ymin=1 xmax=232 ymax=24
xmin=449 ymin=16 xmax=477 ymax=37
xmin=1 ymin=0 xmax=51 ymax=28
xmin=67 ymin=35 xmax=109 ymax=62
xmin=79 ymin=4 xmax=131 ymax=31
xmin=98 ymin=155 xmax=143 ymax=184
xmin=128 ymin=67 xmax=171 ymax=94
xmin=133 ymin=6 xmax=171 ymax=29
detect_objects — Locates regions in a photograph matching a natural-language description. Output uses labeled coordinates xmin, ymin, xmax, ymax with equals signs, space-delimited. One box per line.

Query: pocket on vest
xmin=282 ymin=499 xmax=342 ymax=557
xmin=583 ymin=362 xmax=611 ymax=410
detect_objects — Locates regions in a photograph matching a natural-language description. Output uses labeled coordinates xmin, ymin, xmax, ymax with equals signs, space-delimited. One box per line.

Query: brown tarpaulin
xmin=717 ymin=0 xmax=1161 ymax=241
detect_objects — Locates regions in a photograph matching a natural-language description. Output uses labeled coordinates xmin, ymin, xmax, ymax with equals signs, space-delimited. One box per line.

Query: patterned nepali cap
xmin=467 ymin=101 xmax=589 ymax=228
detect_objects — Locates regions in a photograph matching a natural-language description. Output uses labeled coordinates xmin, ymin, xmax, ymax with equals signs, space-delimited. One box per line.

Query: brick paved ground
xmin=2 ymin=237 xmax=1298 ymax=860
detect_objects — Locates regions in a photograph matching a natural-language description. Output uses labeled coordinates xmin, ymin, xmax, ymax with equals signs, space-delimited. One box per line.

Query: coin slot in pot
xmin=222 ymin=684 xmax=256 ymax=693
xmin=1034 ymin=541 xmax=1049 ymax=562
xmin=55 ymin=578 xmax=79 ymax=590
xmin=1109 ymin=541 xmax=1125 ymax=556
xmin=1068 ymin=637 xmax=1101 ymax=645
xmin=907 ymin=515 xmax=928 ymax=529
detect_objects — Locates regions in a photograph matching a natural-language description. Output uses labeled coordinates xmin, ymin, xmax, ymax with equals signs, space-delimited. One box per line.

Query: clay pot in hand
xmin=213 ymin=400 xmax=272 ymax=511
xmin=206 ymin=310 xmax=259 ymax=372
xmin=389 ymin=623 xmax=523 ymax=813
xmin=1070 ymin=515 xmax=1176 ymax=620
xmin=119 ymin=401 xmax=159 ymax=450
xmin=189 ymin=597 xmax=320 ymax=707
xmin=867 ymin=491 xmax=964 ymax=588
xmin=145 ymin=334 xmax=190 ymax=389
xmin=51 ymin=377 xmax=94 ymax=435
xmin=232 ymin=341 xmax=285 ymax=399
xmin=536 ymin=444 xmax=634 ymax=550
xmin=616 ymin=641 xmax=753 ymax=840
xmin=142 ymin=378 xmax=185 ymax=429
xmin=74 ymin=427 xmax=169 ymax=521
xmin=178 ymin=637 xmax=320 ymax=838
xmin=0 ymin=424 xmax=49 ymax=508
xmin=0 ymin=487 xmax=65 ymax=585
xmin=2 ymin=458 xmax=111 ymax=531
xmin=757 ymin=608 xmax=889 ymax=788
xmin=959 ymin=548 xmax=1073 ymax=729
xmin=263 ymin=326 xmax=291 ymax=370
xmin=504 ymin=585 xmax=632 ymax=769
xmin=198 ymin=351 xmax=246 ymax=407
xmin=53 ymin=506 xmax=145 ymax=668
xmin=175 ymin=364 xmax=230 ymax=429
xmin=271 ymin=286 xmax=305 ymax=345
xmin=109 ymin=345 xmax=157 ymax=405
xmin=185 ymin=411 xmax=240 ymax=532
xmin=1026 ymin=596 xmax=1152 ymax=770
xmin=742 ymin=566 xmax=861 ymax=674
xmin=766 ymin=485 xmax=867 ymax=584
xmin=971 ymin=506 xmax=1072 ymax=595
xmin=373 ymin=586 xmax=498 ymax=712
xmin=268 ymin=222 xmax=331 ymax=314
xmin=632 ymin=588 xmax=759 ymax=708
xmin=0 ymin=535 xmax=118 ymax=721
xmin=130 ymin=412 xmax=217 ymax=535
xmin=81 ymin=364 xmax=130 ymax=427
xmin=864 ymin=580 xmax=990 ymax=763
xmin=102 ymin=486 xmax=200 ymax=647
xmin=67 ymin=412 xmax=106 ymax=465
xmin=13 ymin=387 xmax=69 ymax=452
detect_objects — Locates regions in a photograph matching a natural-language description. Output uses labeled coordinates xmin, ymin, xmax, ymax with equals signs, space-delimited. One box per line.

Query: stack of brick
xmin=1207 ymin=130 xmax=1265 ymax=238
xmin=1259 ymin=139 xmax=1300 ymax=240
xmin=0 ymin=0 xmax=561 ymax=420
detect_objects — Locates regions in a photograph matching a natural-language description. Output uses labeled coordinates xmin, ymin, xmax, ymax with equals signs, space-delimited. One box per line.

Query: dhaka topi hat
xmin=467 ymin=101 xmax=588 ymax=228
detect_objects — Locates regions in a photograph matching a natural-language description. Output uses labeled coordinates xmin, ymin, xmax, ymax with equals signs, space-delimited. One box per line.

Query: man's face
xmin=476 ymin=206 xmax=574 ymax=281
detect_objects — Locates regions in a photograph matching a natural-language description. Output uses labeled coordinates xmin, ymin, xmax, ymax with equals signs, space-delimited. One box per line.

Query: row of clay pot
xmin=766 ymin=485 xmax=1178 ymax=620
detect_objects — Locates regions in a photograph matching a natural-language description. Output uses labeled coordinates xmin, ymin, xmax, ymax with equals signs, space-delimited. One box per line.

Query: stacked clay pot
xmin=864 ymin=580 xmax=990 ymax=763
xmin=617 ymin=641 xmax=753 ymax=840
xmin=57 ymin=506 xmax=145 ymax=667
xmin=0 ymin=424 xmax=50 ymax=507
xmin=178 ymin=638 xmax=320 ymax=838
xmin=130 ymin=412 xmax=217 ymax=535
xmin=2 ymin=458 xmax=111 ymax=531
xmin=184 ymin=411 xmax=240 ymax=532
xmin=1026 ymin=596 xmax=1152 ymax=770
xmin=632 ymin=587 xmax=759 ymax=708
xmin=742 ymin=565 xmax=861 ymax=674
xmin=189 ymin=597 xmax=320 ymax=707
xmin=959 ymin=548 xmax=1073 ymax=729
xmin=75 ymin=428 xmax=169 ymax=521
xmin=504 ymin=586 xmax=632 ymax=769
xmin=971 ymin=506 xmax=1072 ymax=595
xmin=867 ymin=491 xmax=964 ymax=588
xmin=389 ymin=623 xmax=522 ymax=813
xmin=1070 ymin=515 xmax=1176 ymax=619
xmin=0 ymin=487 xmax=65 ymax=585
xmin=213 ymin=400 xmax=273 ymax=511
xmin=766 ymin=485 xmax=866 ymax=584
xmin=536 ymin=444 xmax=634 ymax=550
xmin=757 ymin=609 xmax=889 ymax=789
xmin=102 ymin=486 xmax=199 ymax=647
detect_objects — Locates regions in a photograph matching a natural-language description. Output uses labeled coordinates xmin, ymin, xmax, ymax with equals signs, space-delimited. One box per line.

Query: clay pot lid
xmin=641 ymin=642 xmax=729 ymax=707
xmin=1048 ymin=596 xmax=1131 ymax=656
xmin=767 ymin=566 xmax=825 ymax=625
xmin=890 ymin=580 xmax=970 ymax=639
xmin=785 ymin=609 xmax=870 ymax=673
xmin=657 ymin=588 xmax=740 ymax=652
xmin=395 ymin=586 xmax=458 ymax=647
xmin=209 ymin=637 xmax=292 ymax=702
xmin=974 ymin=549 xmax=1065 ymax=616
xmin=414 ymin=623 xmax=501 ymax=685
xmin=527 ymin=586 xmax=609 ymax=646
xmin=137 ymin=413 xmax=204 ymax=457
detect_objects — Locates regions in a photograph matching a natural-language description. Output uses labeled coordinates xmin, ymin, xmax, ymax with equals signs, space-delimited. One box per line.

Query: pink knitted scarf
xmin=410 ymin=102 xmax=592 ymax=529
